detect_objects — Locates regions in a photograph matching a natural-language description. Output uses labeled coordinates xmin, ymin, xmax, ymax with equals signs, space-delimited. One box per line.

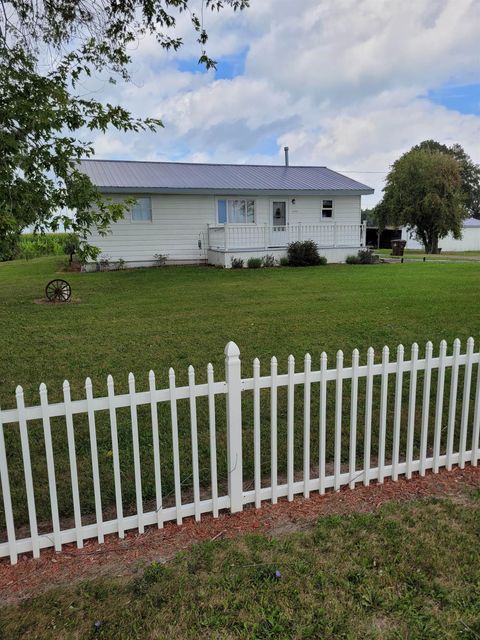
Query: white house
xmin=79 ymin=155 xmax=374 ymax=268
xmin=401 ymin=218 xmax=480 ymax=252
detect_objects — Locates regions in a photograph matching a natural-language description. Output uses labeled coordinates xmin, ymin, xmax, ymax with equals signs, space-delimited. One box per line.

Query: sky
xmin=88 ymin=0 xmax=480 ymax=207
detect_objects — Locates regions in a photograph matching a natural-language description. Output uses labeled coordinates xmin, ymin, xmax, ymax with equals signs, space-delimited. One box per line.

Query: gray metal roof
xmin=464 ymin=217 xmax=480 ymax=227
xmin=79 ymin=159 xmax=374 ymax=196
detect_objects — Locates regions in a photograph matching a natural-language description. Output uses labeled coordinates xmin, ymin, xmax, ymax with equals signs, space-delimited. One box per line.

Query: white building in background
xmin=402 ymin=218 xmax=480 ymax=252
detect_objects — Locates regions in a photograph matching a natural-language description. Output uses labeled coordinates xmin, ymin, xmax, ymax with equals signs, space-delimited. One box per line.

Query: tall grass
xmin=17 ymin=233 xmax=71 ymax=260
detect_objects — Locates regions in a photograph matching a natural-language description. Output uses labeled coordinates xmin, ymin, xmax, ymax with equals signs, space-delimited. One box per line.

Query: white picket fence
xmin=1 ymin=338 xmax=480 ymax=564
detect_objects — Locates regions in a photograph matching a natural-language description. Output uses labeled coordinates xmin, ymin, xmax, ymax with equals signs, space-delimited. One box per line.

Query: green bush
xmin=345 ymin=255 xmax=361 ymax=264
xmin=247 ymin=257 xmax=262 ymax=269
xmin=0 ymin=231 xmax=21 ymax=261
xmin=358 ymin=249 xmax=379 ymax=264
xmin=287 ymin=240 xmax=323 ymax=266
xmin=346 ymin=250 xmax=379 ymax=265
xmin=262 ymin=254 xmax=276 ymax=268
xmin=279 ymin=256 xmax=289 ymax=266
xmin=230 ymin=257 xmax=244 ymax=269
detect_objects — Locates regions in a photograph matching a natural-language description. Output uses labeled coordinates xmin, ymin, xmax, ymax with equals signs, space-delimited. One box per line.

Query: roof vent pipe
xmin=284 ymin=146 xmax=289 ymax=166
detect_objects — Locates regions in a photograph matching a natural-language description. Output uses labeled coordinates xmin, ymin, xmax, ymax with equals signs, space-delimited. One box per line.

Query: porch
xmin=207 ymin=222 xmax=367 ymax=251
xmin=206 ymin=223 xmax=367 ymax=267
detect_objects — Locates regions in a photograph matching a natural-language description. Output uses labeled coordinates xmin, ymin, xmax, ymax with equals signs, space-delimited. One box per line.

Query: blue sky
xmin=93 ymin=0 xmax=480 ymax=205
xmin=427 ymin=84 xmax=480 ymax=115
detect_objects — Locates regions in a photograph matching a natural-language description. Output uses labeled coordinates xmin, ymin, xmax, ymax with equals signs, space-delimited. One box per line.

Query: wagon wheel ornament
xmin=45 ymin=279 xmax=72 ymax=302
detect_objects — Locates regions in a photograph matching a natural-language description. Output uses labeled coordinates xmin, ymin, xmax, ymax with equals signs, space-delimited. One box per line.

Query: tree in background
xmin=0 ymin=1 xmax=248 ymax=260
xmin=375 ymin=148 xmax=467 ymax=253
xmin=411 ymin=140 xmax=480 ymax=219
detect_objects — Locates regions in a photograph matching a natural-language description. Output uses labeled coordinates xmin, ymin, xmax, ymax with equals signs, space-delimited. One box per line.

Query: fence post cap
xmin=225 ymin=341 xmax=240 ymax=358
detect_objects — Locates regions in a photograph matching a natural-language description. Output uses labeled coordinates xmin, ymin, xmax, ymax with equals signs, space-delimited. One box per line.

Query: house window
xmin=217 ymin=199 xmax=255 ymax=224
xmin=131 ymin=197 xmax=152 ymax=222
xmin=322 ymin=199 xmax=334 ymax=219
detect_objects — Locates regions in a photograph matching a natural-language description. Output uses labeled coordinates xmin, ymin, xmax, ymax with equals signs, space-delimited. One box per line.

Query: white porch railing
xmin=207 ymin=223 xmax=366 ymax=250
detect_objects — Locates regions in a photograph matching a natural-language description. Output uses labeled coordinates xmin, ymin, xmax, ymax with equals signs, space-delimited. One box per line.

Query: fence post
xmin=225 ymin=341 xmax=243 ymax=513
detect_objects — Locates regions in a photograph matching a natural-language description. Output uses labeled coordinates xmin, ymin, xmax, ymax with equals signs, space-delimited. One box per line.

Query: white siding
xmin=89 ymin=193 xmax=362 ymax=265
xmin=289 ymin=195 xmax=361 ymax=226
xmin=89 ymin=194 xmax=216 ymax=263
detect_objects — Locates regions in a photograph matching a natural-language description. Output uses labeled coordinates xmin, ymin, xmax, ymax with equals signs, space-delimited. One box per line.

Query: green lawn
xmin=1 ymin=490 xmax=480 ymax=639
xmin=1 ymin=257 xmax=480 ymax=533
xmin=376 ymin=248 xmax=480 ymax=260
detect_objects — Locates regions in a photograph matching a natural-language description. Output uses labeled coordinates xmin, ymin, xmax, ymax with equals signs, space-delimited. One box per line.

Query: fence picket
xmin=349 ymin=349 xmax=359 ymax=489
xmin=406 ymin=343 xmax=419 ymax=479
xmin=270 ymin=357 xmax=278 ymax=504
xmin=433 ymin=340 xmax=447 ymax=473
xmin=419 ymin=342 xmax=433 ymax=477
xmin=2 ymin=337 xmax=480 ymax=563
xmin=128 ymin=373 xmax=144 ymax=534
xmin=363 ymin=347 xmax=374 ymax=486
xmin=392 ymin=344 xmax=404 ymax=481
xmin=253 ymin=358 xmax=261 ymax=509
xmin=85 ymin=378 xmax=104 ymax=543
xmin=472 ymin=355 xmax=480 ymax=466
xmin=107 ymin=374 xmax=124 ymax=538
xmin=319 ymin=352 xmax=327 ymax=495
xmin=459 ymin=337 xmax=474 ymax=469
xmin=149 ymin=370 xmax=163 ymax=528
xmin=169 ymin=367 xmax=183 ymax=525
xmin=63 ymin=381 xmax=83 ymax=548
xmin=0 ymin=405 xmax=17 ymax=564
xmin=334 ymin=350 xmax=343 ymax=491
xmin=207 ymin=364 xmax=219 ymax=517
xmin=303 ymin=353 xmax=312 ymax=498
xmin=287 ymin=355 xmax=295 ymax=502
xmin=446 ymin=339 xmax=461 ymax=471
xmin=378 ymin=346 xmax=389 ymax=484
xmin=188 ymin=366 xmax=201 ymax=521
xmin=17 ymin=386 xmax=40 ymax=557
xmin=39 ymin=383 xmax=61 ymax=552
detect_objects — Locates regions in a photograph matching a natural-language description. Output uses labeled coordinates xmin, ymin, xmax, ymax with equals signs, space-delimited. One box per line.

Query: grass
xmin=376 ymin=248 xmax=480 ymax=260
xmin=1 ymin=490 xmax=480 ymax=639
xmin=1 ymin=257 xmax=480 ymax=533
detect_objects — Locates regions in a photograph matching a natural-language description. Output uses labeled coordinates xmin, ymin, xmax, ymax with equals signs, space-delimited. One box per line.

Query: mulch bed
xmin=1 ymin=466 xmax=479 ymax=605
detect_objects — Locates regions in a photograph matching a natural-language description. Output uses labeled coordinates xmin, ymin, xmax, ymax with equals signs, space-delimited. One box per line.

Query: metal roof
xmin=79 ymin=160 xmax=374 ymax=196
xmin=464 ymin=217 xmax=480 ymax=227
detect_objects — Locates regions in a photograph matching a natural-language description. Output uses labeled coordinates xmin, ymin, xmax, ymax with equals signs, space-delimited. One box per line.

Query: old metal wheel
xmin=45 ymin=279 xmax=72 ymax=302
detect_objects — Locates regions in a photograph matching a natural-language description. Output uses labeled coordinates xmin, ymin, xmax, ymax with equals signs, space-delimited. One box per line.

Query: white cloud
xmin=91 ymin=0 xmax=480 ymax=204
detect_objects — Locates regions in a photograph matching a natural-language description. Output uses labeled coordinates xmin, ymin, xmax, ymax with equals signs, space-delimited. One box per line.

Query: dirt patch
xmin=0 ymin=466 xmax=479 ymax=605
xmin=33 ymin=297 xmax=81 ymax=305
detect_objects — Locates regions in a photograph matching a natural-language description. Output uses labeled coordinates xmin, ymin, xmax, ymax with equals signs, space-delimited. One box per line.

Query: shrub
xmin=98 ymin=254 xmax=111 ymax=271
xmin=231 ymin=257 xmax=244 ymax=269
xmin=247 ymin=257 xmax=262 ymax=269
xmin=358 ymin=249 xmax=379 ymax=264
xmin=318 ymin=256 xmax=328 ymax=265
xmin=153 ymin=253 xmax=168 ymax=266
xmin=279 ymin=256 xmax=289 ymax=266
xmin=346 ymin=250 xmax=379 ymax=265
xmin=287 ymin=240 xmax=322 ymax=266
xmin=0 ymin=231 xmax=21 ymax=261
xmin=262 ymin=254 xmax=276 ymax=268
xmin=345 ymin=255 xmax=361 ymax=264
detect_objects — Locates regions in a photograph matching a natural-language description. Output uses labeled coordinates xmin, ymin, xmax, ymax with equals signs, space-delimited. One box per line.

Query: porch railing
xmin=207 ymin=223 xmax=366 ymax=251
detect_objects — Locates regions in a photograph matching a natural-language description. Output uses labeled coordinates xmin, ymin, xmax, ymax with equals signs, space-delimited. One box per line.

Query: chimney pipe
xmin=284 ymin=146 xmax=289 ymax=166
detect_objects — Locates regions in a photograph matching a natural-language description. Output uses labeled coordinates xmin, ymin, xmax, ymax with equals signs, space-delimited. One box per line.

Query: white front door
xmin=271 ymin=200 xmax=288 ymax=246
